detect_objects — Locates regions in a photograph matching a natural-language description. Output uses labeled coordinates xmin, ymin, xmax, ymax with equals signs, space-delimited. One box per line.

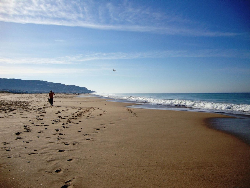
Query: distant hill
xmin=0 ymin=78 xmax=94 ymax=94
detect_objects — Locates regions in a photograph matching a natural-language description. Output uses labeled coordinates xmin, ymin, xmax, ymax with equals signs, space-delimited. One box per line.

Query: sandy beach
xmin=0 ymin=93 xmax=249 ymax=188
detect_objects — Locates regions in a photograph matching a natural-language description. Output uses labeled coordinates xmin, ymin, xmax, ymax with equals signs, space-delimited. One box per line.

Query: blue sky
xmin=0 ymin=0 xmax=249 ymax=93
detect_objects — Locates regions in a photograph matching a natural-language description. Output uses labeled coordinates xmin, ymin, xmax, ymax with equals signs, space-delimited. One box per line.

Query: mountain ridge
xmin=0 ymin=78 xmax=94 ymax=94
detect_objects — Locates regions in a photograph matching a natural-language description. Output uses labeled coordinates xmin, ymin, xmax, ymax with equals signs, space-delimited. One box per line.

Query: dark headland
xmin=0 ymin=78 xmax=94 ymax=94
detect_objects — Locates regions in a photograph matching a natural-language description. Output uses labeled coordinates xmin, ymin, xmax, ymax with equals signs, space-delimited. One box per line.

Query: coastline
xmin=103 ymin=93 xmax=250 ymax=146
xmin=0 ymin=93 xmax=249 ymax=187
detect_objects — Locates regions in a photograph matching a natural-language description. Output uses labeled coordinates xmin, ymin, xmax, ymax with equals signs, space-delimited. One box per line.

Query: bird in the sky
xmin=113 ymin=69 xmax=116 ymax=71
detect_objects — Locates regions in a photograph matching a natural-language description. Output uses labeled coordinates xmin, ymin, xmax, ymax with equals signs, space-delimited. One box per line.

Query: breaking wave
xmin=98 ymin=93 xmax=250 ymax=115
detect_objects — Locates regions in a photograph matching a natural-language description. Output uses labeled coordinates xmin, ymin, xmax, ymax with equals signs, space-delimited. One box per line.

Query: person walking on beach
xmin=48 ymin=90 xmax=55 ymax=106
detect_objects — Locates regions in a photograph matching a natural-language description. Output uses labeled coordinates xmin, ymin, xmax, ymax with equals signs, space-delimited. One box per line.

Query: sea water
xmin=97 ymin=93 xmax=250 ymax=114
xmin=94 ymin=93 xmax=250 ymax=145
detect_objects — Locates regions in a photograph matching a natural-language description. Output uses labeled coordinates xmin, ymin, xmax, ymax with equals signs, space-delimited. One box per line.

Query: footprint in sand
xmin=24 ymin=125 xmax=31 ymax=132
xmin=28 ymin=152 xmax=38 ymax=155
xmin=15 ymin=132 xmax=22 ymax=135
xmin=61 ymin=184 xmax=69 ymax=188
xmin=2 ymin=142 xmax=10 ymax=145
xmin=61 ymin=178 xmax=75 ymax=188
xmin=55 ymin=168 xmax=62 ymax=173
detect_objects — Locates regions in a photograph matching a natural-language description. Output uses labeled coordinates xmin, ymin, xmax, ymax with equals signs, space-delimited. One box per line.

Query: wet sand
xmin=0 ymin=93 xmax=249 ymax=188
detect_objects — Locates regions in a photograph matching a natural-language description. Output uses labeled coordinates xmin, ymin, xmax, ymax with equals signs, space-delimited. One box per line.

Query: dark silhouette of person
xmin=48 ymin=90 xmax=55 ymax=106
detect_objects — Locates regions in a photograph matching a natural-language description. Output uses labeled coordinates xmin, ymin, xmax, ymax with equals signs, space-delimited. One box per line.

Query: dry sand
xmin=0 ymin=93 xmax=249 ymax=188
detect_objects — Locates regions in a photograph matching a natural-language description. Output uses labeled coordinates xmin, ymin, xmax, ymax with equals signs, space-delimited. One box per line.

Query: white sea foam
xmin=96 ymin=93 xmax=250 ymax=115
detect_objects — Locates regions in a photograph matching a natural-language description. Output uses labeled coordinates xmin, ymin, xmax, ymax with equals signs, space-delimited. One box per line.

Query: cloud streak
xmin=1 ymin=49 xmax=249 ymax=65
xmin=0 ymin=66 xmax=98 ymax=76
xmin=0 ymin=57 xmax=74 ymax=65
xmin=0 ymin=0 xmax=240 ymax=37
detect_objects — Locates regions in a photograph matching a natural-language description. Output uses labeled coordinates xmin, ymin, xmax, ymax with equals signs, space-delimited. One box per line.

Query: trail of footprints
xmin=1 ymin=99 xmax=138 ymax=187
xmin=0 ymin=102 xmax=108 ymax=187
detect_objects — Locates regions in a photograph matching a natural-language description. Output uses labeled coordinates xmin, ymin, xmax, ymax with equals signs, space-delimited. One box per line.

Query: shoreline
xmin=207 ymin=116 xmax=250 ymax=146
xmin=103 ymin=96 xmax=250 ymax=146
xmin=1 ymin=93 xmax=250 ymax=187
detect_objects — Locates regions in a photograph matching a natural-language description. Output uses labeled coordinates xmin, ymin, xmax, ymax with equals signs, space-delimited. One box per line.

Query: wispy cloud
xmin=54 ymin=39 xmax=65 ymax=42
xmin=1 ymin=49 xmax=249 ymax=65
xmin=81 ymin=49 xmax=250 ymax=59
xmin=0 ymin=57 xmax=74 ymax=65
xmin=0 ymin=0 xmax=240 ymax=37
xmin=215 ymin=67 xmax=250 ymax=74
xmin=0 ymin=66 xmax=98 ymax=75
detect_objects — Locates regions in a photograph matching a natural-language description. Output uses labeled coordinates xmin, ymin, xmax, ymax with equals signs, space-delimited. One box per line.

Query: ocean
xmin=94 ymin=93 xmax=250 ymax=145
